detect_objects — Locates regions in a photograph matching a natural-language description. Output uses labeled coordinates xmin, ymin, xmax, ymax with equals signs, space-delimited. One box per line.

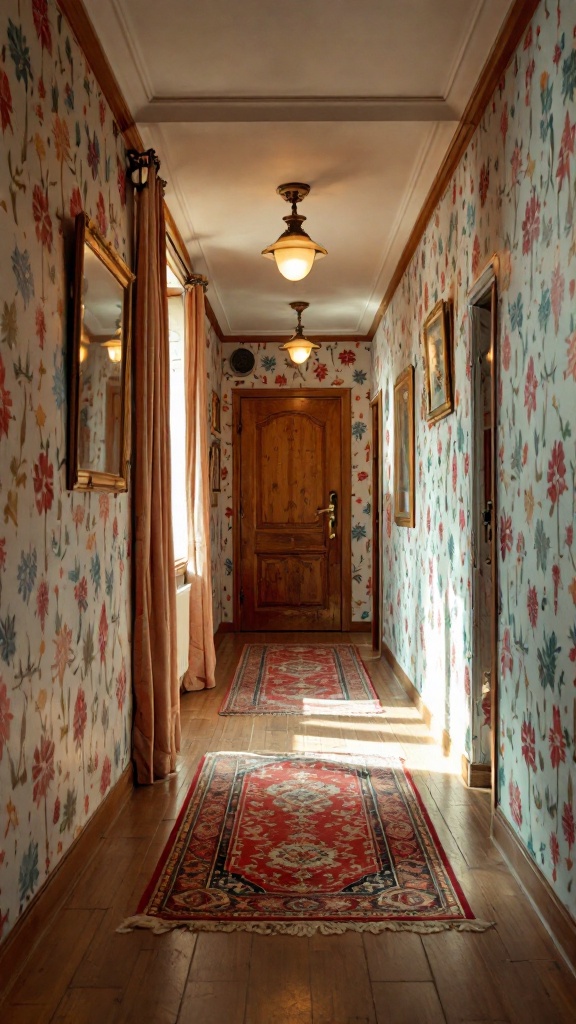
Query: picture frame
xmin=422 ymin=299 xmax=453 ymax=424
xmin=209 ymin=439 xmax=221 ymax=505
xmin=211 ymin=390 xmax=221 ymax=435
xmin=393 ymin=365 xmax=415 ymax=528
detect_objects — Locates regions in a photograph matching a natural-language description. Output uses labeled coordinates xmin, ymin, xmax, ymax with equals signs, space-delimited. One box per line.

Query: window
xmin=167 ymin=262 xmax=188 ymax=568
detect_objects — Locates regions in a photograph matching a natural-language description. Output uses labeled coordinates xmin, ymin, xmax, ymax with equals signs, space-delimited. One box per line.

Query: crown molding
xmin=368 ymin=0 xmax=542 ymax=339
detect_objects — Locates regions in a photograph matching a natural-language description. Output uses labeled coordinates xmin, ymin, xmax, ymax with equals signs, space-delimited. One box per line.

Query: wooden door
xmin=234 ymin=390 xmax=350 ymax=631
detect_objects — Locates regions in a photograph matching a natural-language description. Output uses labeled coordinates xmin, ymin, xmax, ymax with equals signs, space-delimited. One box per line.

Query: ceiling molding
xmin=219 ymin=335 xmax=371 ymax=346
xmin=368 ymin=0 xmax=541 ymax=339
xmin=136 ymin=96 xmax=458 ymax=124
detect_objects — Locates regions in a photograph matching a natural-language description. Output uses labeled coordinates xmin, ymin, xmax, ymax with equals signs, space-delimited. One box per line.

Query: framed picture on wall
xmin=422 ymin=299 xmax=453 ymax=424
xmin=393 ymin=364 xmax=415 ymax=528
xmin=210 ymin=390 xmax=221 ymax=435
xmin=209 ymin=439 xmax=221 ymax=505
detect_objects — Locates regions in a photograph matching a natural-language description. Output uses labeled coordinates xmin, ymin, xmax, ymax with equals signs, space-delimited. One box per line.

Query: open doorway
xmin=467 ymin=261 xmax=498 ymax=794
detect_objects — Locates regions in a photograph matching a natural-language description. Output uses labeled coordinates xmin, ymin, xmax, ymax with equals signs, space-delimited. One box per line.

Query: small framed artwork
xmin=422 ymin=299 xmax=453 ymax=424
xmin=210 ymin=390 xmax=221 ymax=435
xmin=209 ymin=439 xmax=221 ymax=505
xmin=393 ymin=365 xmax=415 ymax=528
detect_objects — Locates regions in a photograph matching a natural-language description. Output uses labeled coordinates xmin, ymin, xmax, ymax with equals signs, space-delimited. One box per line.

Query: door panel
xmin=236 ymin=392 xmax=347 ymax=631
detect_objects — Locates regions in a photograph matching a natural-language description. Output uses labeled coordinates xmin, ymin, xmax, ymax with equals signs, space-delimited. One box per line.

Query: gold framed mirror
xmin=67 ymin=213 xmax=135 ymax=491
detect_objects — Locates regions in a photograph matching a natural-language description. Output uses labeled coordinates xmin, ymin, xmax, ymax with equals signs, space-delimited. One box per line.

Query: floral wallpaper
xmin=0 ymin=0 xmax=131 ymax=946
xmin=218 ymin=342 xmax=373 ymax=625
xmin=372 ymin=1 xmax=576 ymax=915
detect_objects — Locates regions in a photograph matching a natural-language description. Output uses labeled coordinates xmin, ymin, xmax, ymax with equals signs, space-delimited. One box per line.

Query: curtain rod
xmin=166 ymin=233 xmax=208 ymax=291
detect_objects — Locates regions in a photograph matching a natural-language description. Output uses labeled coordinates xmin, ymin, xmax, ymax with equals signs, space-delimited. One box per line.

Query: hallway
xmin=2 ymin=634 xmax=575 ymax=1024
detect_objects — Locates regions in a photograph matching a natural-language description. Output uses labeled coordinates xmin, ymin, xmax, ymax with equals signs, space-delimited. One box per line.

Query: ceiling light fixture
xmin=280 ymin=301 xmax=320 ymax=365
xmin=103 ymin=339 xmax=123 ymax=363
xmin=261 ymin=183 xmax=327 ymax=282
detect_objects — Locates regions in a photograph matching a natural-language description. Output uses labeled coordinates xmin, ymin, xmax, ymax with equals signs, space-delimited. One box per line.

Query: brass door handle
xmin=316 ymin=491 xmax=337 ymax=539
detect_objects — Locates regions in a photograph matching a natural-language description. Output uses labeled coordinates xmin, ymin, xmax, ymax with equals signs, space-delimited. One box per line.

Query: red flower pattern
xmin=549 ymin=706 xmax=566 ymax=769
xmin=509 ymin=778 xmax=522 ymax=828
xmin=73 ymin=688 xmax=87 ymax=748
xmin=100 ymin=755 xmax=112 ymax=795
xmin=36 ymin=579 xmax=49 ymax=631
xmin=522 ymin=192 xmax=540 ymax=254
xmin=32 ymin=736 xmax=55 ymax=806
xmin=32 ymin=185 xmax=53 ymax=252
xmin=0 ymin=354 xmax=13 ymax=438
xmin=98 ymin=603 xmax=108 ymax=663
xmin=547 ymin=441 xmax=568 ymax=511
xmin=524 ymin=356 xmax=537 ymax=423
xmin=0 ymin=680 xmax=14 ymax=761
xmin=499 ymin=514 xmax=513 ymax=559
xmin=32 ymin=0 xmax=52 ymax=53
xmin=0 ymin=70 xmax=13 ymax=134
xmin=33 ymin=452 xmax=54 ymax=514
xmin=338 ymin=350 xmax=356 ymax=366
xmin=521 ymin=719 xmax=536 ymax=771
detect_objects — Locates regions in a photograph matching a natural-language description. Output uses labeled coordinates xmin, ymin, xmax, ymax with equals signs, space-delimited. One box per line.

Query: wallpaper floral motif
xmin=0 ymin=0 xmax=131 ymax=945
xmin=372 ymin=2 xmax=576 ymax=914
xmin=218 ymin=342 xmax=373 ymax=624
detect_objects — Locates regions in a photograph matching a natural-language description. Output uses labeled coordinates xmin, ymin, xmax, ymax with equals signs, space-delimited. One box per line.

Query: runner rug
xmin=118 ymin=752 xmax=492 ymax=936
xmin=218 ymin=644 xmax=384 ymax=716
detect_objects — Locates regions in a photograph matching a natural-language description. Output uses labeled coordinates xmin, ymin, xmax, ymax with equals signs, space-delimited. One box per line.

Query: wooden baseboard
xmin=381 ymin=641 xmax=433 ymax=733
xmin=0 ymin=765 xmax=133 ymax=989
xmin=216 ymin=622 xmax=234 ymax=634
xmin=349 ymin=621 xmax=371 ymax=632
xmin=461 ymin=755 xmax=492 ymax=789
xmin=492 ymin=807 xmax=576 ymax=973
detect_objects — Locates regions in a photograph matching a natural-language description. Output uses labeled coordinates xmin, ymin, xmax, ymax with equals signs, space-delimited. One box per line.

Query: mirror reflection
xmin=68 ymin=215 xmax=135 ymax=491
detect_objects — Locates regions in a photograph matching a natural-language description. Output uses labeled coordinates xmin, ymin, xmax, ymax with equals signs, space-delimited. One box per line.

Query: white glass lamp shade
xmin=103 ymin=339 xmax=123 ymax=363
xmin=280 ymin=336 xmax=320 ymax=365
xmin=274 ymin=246 xmax=316 ymax=282
xmin=262 ymin=231 xmax=327 ymax=282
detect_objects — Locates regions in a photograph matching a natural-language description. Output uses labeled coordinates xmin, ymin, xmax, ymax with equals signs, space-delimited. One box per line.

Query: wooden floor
xmin=2 ymin=632 xmax=576 ymax=1023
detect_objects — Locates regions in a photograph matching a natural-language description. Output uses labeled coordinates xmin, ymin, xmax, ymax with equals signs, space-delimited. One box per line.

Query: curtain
xmin=181 ymin=282 xmax=216 ymax=691
xmin=131 ymin=153 xmax=180 ymax=783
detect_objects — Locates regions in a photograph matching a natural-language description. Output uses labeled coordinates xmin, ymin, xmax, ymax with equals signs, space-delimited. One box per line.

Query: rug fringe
xmin=117 ymin=915 xmax=495 ymax=937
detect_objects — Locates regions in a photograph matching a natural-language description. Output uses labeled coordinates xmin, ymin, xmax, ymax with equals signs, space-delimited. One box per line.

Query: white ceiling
xmin=83 ymin=0 xmax=515 ymax=338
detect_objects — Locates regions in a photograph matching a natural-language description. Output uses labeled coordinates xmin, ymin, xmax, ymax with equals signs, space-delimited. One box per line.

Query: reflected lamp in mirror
xmin=67 ymin=213 xmax=135 ymax=491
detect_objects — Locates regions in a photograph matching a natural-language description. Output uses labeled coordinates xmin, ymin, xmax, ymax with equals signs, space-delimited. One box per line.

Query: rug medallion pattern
xmin=219 ymin=644 xmax=384 ymax=716
xmin=119 ymin=752 xmax=489 ymax=935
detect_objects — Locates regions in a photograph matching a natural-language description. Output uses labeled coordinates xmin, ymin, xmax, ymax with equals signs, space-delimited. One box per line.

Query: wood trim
xmin=492 ymin=807 xmax=576 ymax=973
xmin=468 ymin=259 xmax=499 ymax=808
xmin=368 ymin=0 xmax=541 ymax=339
xmin=461 ymin=754 xmax=491 ymax=789
xmin=232 ymin=389 xmax=352 ymax=632
xmin=55 ymin=0 xmax=141 ymax=149
xmin=0 ymin=766 xmax=132 ymax=986
xmin=381 ymin=641 xmax=432 ymax=734
xmin=220 ymin=335 xmax=370 ymax=346
xmin=174 ymin=557 xmax=188 ymax=577
xmin=349 ymin=621 xmax=371 ymax=632
xmin=340 ymin=389 xmax=352 ymax=632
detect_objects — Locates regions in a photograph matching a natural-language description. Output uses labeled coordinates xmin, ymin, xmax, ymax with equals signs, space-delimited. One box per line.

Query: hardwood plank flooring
xmin=1 ymin=632 xmax=575 ymax=1023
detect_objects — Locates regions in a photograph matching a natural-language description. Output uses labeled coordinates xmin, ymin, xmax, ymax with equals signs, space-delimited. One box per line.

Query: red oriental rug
xmin=218 ymin=644 xmax=384 ymax=716
xmin=118 ymin=752 xmax=492 ymax=936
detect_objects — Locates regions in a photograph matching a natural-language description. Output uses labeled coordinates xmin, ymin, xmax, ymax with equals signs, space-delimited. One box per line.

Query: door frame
xmin=232 ymin=388 xmax=352 ymax=631
xmin=370 ymin=392 xmax=382 ymax=653
xmin=468 ymin=256 xmax=499 ymax=804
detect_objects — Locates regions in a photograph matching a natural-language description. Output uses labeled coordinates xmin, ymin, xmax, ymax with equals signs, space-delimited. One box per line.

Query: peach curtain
xmin=181 ymin=282 xmax=216 ymax=691
xmin=131 ymin=154 xmax=180 ymax=782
